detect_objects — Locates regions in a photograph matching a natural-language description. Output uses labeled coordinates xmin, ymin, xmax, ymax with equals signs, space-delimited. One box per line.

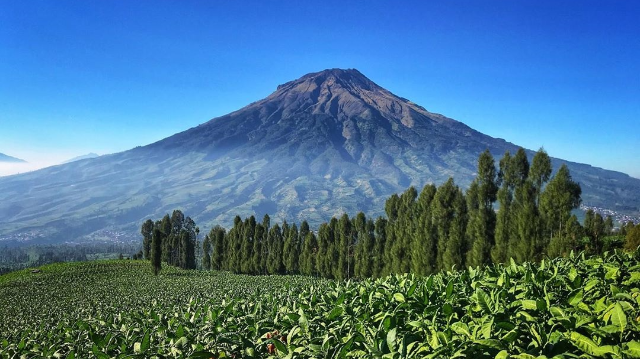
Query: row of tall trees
xmin=140 ymin=210 xmax=199 ymax=274
xmin=199 ymin=148 xmax=587 ymax=279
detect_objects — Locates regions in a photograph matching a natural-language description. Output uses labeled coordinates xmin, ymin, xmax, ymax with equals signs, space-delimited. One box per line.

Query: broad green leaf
xmin=610 ymin=303 xmax=627 ymax=332
xmin=387 ymin=328 xmax=397 ymax=352
xmin=568 ymin=332 xmax=599 ymax=355
xmin=623 ymin=341 xmax=640 ymax=358
xmin=393 ymin=293 xmax=406 ymax=303
xmin=568 ymin=289 xmax=584 ymax=306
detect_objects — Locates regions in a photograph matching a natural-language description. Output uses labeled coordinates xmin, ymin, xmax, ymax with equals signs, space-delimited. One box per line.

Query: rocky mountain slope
xmin=0 ymin=69 xmax=638 ymax=244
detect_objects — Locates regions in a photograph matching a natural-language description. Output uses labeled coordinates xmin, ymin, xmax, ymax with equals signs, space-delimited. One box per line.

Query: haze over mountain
xmin=0 ymin=69 xmax=638 ymax=245
xmin=61 ymin=153 xmax=100 ymax=164
xmin=0 ymin=153 xmax=26 ymax=163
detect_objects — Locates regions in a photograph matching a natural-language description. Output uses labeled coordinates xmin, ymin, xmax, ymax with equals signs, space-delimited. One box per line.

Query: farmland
xmin=1 ymin=251 xmax=640 ymax=358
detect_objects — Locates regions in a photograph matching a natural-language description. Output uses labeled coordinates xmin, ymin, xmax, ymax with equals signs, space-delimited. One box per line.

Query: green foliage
xmin=2 ymin=251 xmax=639 ymax=357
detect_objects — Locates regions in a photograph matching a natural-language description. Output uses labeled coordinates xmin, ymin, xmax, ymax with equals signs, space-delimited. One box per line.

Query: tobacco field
xmin=1 ymin=251 xmax=639 ymax=358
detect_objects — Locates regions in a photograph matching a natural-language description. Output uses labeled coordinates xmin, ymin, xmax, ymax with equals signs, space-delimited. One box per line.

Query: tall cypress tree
xmin=160 ymin=215 xmax=172 ymax=263
xmin=507 ymin=149 xmax=530 ymax=260
xmin=151 ymin=227 xmax=163 ymax=275
xmin=336 ymin=214 xmax=353 ymax=279
xmin=316 ymin=222 xmax=331 ymax=278
xmin=432 ymin=179 xmax=456 ymax=272
xmin=373 ymin=217 xmax=388 ymax=278
xmin=284 ymin=223 xmax=300 ymax=274
xmin=202 ymin=235 xmax=211 ymax=270
xmin=540 ymin=164 xmax=581 ymax=256
xmin=252 ymin=223 xmax=264 ymax=274
xmin=492 ymin=151 xmax=515 ymax=263
xmin=240 ymin=216 xmax=256 ymax=273
xmin=300 ymin=232 xmax=318 ymax=276
xmin=141 ymin=219 xmax=154 ymax=260
xmin=530 ymin=148 xmax=552 ymax=206
xmin=413 ymin=184 xmax=437 ymax=274
xmin=466 ymin=150 xmax=498 ymax=268
xmin=511 ymin=180 xmax=537 ymax=263
xmin=267 ymin=224 xmax=284 ymax=274
xmin=443 ymin=186 xmax=467 ymax=271
xmin=210 ymin=225 xmax=225 ymax=271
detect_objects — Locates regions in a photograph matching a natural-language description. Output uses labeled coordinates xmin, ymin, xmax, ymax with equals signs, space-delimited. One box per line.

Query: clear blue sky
xmin=1 ymin=0 xmax=639 ymax=177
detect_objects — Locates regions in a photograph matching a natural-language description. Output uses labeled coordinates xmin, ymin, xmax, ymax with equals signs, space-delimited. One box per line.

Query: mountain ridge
xmin=0 ymin=68 xmax=638 ymax=245
xmin=0 ymin=153 xmax=26 ymax=163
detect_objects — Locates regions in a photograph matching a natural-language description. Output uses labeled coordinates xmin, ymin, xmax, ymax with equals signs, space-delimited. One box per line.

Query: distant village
xmin=580 ymin=204 xmax=640 ymax=227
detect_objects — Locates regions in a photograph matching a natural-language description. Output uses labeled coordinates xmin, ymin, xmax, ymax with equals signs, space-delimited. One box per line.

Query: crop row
xmin=1 ymin=251 xmax=639 ymax=358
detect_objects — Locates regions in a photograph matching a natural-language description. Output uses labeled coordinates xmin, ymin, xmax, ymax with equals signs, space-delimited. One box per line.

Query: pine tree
xmin=511 ymin=181 xmax=537 ymax=263
xmin=151 ymin=227 xmax=163 ymax=275
xmin=466 ymin=150 xmax=498 ymax=268
xmin=266 ymin=224 xmax=284 ymax=274
xmin=507 ymin=148 xmax=530 ymax=260
xmin=413 ymin=184 xmax=437 ymax=275
xmin=604 ymin=216 xmax=614 ymax=236
xmin=372 ymin=217 xmax=387 ymax=278
xmin=443 ymin=186 xmax=467 ymax=271
xmin=160 ymin=215 xmax=172 ymax=263
xmin=336 ymin=214 xmax=353 ymax=279
xmin=540 ymin=164 xmax=581 ymax=256
xmin=210 ymin=225 xmax=225 ymax=270
xmin=299 ymin=232 xmax=318 ymax=276
xmin=141 ymin=219 xmax=154 ymax=260
xmin=252 ymin=223 xmax=264 ymax=274
xmin=530 ymin=148 xmax=552 ymax=206
xmin=202 ymin=235 xmax=211 ymax=270
xmin=492 ymin=151 xmax=515 ymax=263
xmin=283 ymin=223 xmax=299 ymax=274
xmin=431 ymin=179 xmax=456 ymax=272
xmin=316 ymin=222 xmax=331 ymax=278
xmin=240 ymin=216 xmax=256 ymax=273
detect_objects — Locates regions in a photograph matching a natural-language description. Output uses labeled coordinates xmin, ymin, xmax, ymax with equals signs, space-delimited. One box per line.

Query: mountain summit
xmin=0 ymin=69 xmax=638 ymax=244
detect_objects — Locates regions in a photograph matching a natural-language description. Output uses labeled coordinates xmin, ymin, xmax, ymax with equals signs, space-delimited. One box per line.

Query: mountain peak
xmin=276 ymin=68 xmax=379 ymax=92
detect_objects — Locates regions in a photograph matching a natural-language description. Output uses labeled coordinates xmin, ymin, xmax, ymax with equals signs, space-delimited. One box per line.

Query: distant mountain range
xmin=0 ymin=68 xmax=638 ymax=245
xmin=0 ymin=153 xmax=26 ymax=163
xmin=62 ymin=153 xmax=100 ymax=164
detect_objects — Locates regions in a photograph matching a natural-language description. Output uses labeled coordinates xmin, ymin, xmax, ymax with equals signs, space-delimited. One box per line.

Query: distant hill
xmin=62 ymin=153 xmax=100 ymax=164
xmin=0 ymin=68 xmax=638 ymax=245
xmin=0 ymin=153 xmax=26 ymax=163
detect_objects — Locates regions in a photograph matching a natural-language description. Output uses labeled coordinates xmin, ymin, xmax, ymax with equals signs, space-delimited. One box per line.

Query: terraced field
xmin=1 ymin=251 xmax=639 ymax=358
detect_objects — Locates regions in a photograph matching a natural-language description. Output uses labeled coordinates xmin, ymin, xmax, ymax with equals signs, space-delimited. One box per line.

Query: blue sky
xmin=1 ymin=0 xmax=639 ymax=177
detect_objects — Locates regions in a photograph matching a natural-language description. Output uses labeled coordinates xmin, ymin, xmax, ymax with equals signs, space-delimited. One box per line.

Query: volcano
xmin=0 ymin=69 xmax=638 ymax=244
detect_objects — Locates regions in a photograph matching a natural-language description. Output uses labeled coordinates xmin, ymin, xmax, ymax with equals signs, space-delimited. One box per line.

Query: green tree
xmin=466 ymin=150 xmax=498 ymax=268
xmin=492 ymin=151 xmax=515 ymax=263
xmin=336 ymin=214 xmax=353 ymax=279
xmin=141 ymin=219 xmax=154 ymax=260
xmin=283 ymin=223 xmax=300 ymax=274
xmin=624 ymin=223 xmax=640 ymax=251
xmin=266 ymin=224 xmax=284 ymax=274
xmin=530 ymin=148 xmax=552 ymax=205
xmin=240 ymin=216 xmax=256 ymax=273
xmin=411 ymin=184 xmax=437 ymax=275
xmin=151 ymin=228 xmax=163 ymax=275
xmin=299 ymin=232 xmax=318 ymax=276
xmin=372 ymin=217 xmax=387 ymax=278
xmin=443 ymin=186 xmax=467 ymax=271
xmin=209 ymin=225 xmax=225 ymax=271
xmin=540 ymin=164 xmax=581 ymax=256
xmin=202 ymin=235 xmax=211 ymax=270
xmin=431 ymin=179 xmax=456 ymax=272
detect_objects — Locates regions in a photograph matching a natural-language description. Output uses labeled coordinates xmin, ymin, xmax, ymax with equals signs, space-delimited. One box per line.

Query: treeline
xmin=198 ymin=148 xmax=594 ymax=279
xmin=140 ymin=210 xmax=199 ymax=274
xmin=0 ymin=242 xmax=141 ymax=275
